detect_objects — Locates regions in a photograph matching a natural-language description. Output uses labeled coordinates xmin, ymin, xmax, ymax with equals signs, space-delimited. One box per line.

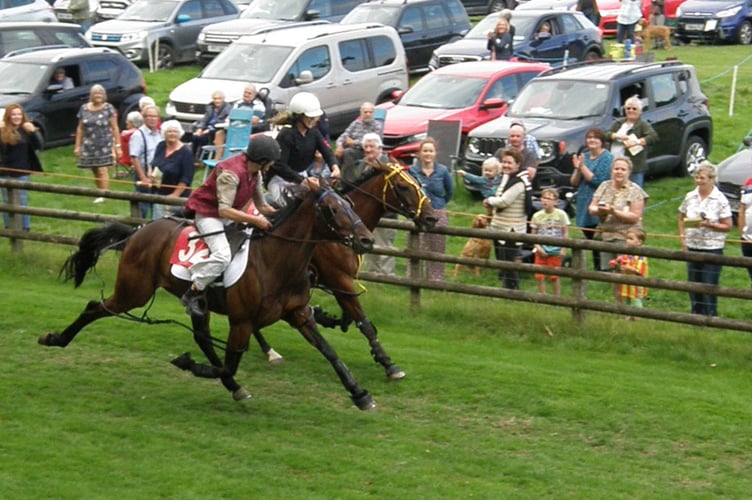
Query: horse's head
xmin=305 ymin=182 xmax=374 ymax=254
xmin=375 ymin=162 xmax=438 ymax=231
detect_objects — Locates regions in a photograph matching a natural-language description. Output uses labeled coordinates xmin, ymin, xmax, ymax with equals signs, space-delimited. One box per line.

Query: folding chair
xmin=200 ymin=108 xmax=253 ymax=181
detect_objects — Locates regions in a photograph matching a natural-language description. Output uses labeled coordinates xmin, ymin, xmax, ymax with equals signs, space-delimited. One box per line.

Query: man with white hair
xmin=335 ymin=102 xmax=383 ymax=171
xmin=130 ymin=104 xmax=163 ymax=219
xmin=233 ymin=83 xmax=267 ymax=133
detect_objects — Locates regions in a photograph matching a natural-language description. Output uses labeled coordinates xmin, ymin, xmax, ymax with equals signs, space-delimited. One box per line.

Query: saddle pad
xmin=169 ymin=226 xmax=250 ymax=288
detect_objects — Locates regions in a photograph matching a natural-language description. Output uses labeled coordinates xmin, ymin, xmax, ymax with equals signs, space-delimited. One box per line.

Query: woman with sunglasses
xmin=606 ymin=95 xmax=657 ymax=187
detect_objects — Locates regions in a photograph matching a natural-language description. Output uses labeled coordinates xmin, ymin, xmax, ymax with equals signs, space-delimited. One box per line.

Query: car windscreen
xmin=241 ymin=0 xmax=309 ymax=20
xmin=509 ymin=79 xmax=609 ymax=119
xmin=401 ymin=74 xmax=486 ymax=109
xmin=119 ymin=0 xmax=177 ymax=22
xmin=465 ymin=14 xmax=502 ymax=39
xmin=201 ymin=43 xmax=293 ymax=82
xmin=0 ymin=61 xmax=46 ymax=94
xmin=341 ymin=6 xmax=400 ymax=26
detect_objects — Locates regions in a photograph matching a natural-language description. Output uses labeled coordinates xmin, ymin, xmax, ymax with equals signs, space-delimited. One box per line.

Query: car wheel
xmin=677 ymin=135 xmax=707 ymax=177
xmin=737 ymin=21 xmax=752 ymax=45
xmin=154 ymin=43 xmax=176 ymax=70
xmin=584 ymin=49 xmax=600 ymax=60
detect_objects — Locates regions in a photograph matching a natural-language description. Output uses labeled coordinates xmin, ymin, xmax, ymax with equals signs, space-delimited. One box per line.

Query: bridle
xmin=314 ymin=188 xmax=367 ymax=248
xmin=379 ymin=163 xmax=429 ymax=221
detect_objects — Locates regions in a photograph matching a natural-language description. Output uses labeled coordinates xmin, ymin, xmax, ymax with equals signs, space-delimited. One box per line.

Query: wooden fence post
xmin=7 ymin=185 xmax=23 ymax=253
xmin=407 ymin=228 xmax=421 ymax=311
xmin=570 ymin=247 xmax=587 ymax=325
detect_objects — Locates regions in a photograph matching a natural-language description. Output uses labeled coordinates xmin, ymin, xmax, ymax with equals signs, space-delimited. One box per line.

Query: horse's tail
xmin=61 ymin=222 xmax=137 ymax=288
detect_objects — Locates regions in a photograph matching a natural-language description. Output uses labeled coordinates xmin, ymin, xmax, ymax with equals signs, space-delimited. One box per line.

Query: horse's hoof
xmin=386 ymin=365 xmax=406 ymax=380
xmin=233 ymin=388 xmax=252 ymax=401
xmin=353 ymin=392 xmax=376 ymax=411
xmin=38 ymin=333 xmax=60 ymax=346
xmin=266 ymin=348 xmax=284 ymax=366
xmin=170 ymin=352 xmax=194 ymax=371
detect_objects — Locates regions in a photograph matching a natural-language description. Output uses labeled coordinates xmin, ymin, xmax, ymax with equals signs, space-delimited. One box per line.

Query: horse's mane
xmin=338 ymin=160 xmax=388 ymax=195
xmin=267 ymin=185 xmax=307 ymax=230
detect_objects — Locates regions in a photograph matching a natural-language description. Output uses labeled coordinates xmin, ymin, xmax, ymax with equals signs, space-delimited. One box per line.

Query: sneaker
xmin=181 ymin=287 xmax=207 ymax=318
xmin=93 ymin=197 xmax=106 ymax=204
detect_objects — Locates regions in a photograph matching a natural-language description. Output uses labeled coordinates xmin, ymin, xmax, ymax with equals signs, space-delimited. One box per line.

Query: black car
xmin=430 ymin=10 xmax=603 ymax=70
xmin=0 ymin=22 xmax=91 ymax=58
xmin=0 ymin=47 xmax=146 ymax=148
xmin=463 ymin=60 xmax=713 ymax=196
xmin=340 ymin=0 xmax=471 ymax=73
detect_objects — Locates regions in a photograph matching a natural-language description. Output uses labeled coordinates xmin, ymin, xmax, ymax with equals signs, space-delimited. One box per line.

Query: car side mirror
xmin=304 ymin=9 xmax=320 ymax=20
xmin=47 ymin=83 xmax=64 ymax=93
xmin=398 ymin=26 xmax=414 ymax=35
xmin=480 ymin=98 xmax=505 ymax=110
xmin=176 ymin=14 xmax=191 ymax=23
xmin=744 ymin=136 xmax=752 ymax=148
xmin=295 ymin=70 xmax=314 ymax=85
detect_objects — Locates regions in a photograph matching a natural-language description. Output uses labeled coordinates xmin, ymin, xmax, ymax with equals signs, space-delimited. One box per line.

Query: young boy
xmin=458 ymin=157 xmax=502 ymax=200
xmin=609 ymin=228 xmax=648 ymax=319
xmin=530 ymin=188 xmax=570 ymax=295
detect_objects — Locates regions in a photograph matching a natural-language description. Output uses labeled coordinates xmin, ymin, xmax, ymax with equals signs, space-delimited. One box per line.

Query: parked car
xmin=0 ymin=0 xmax=56 ymax=22
xmin=0 ymin=47 xmax=145 ymax=148
xmin=463 ymin=60 xmax=712 ymax=196
xmin=429 ymin=10 xmax=603 ymax=70
xmin=0 ymin=22 xmax=91 ymax=58
xmin=166 ymin=22 xmax=408 ymax=136
xmin=86 ymin=0 xmax=240 ymax=69
xmin=675 ymin=0 xmax=752 ymax=44
xmin=717 ymin=135 xmax=752 ymax=215
xmin=95 ymin=0 xmax=135 ymax=21
xmin=516 ymin=0 xmax=622 ymax=37
xmin=341 ymin=0 xmax=472 ymax=73
xmin=195 ymin=0 xmax=361 ymax=65
xmin=460 ymin=0 xmax=514 ymax=16
xmin=379 ymin=60 xmax=549 ymax=166
xmin=641 ymin=0 xmax=688 ymax=27
xmin=53 ymin=0 xmax=97 ymax=24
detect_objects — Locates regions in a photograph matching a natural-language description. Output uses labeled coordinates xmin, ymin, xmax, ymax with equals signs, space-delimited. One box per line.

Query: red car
xmin=379 ymin=60 xmax=550 ymax=165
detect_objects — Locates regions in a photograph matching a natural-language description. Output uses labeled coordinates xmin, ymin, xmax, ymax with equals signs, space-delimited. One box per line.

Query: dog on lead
xmin=637 ymin=18 xmax=673 ymax=51
xmin=451 ymin=214 xmax=492 ymax=277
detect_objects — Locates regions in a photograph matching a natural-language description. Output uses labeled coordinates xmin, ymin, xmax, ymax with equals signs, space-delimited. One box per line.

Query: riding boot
xmin=181 ymin=286 xmax=207 ymax=318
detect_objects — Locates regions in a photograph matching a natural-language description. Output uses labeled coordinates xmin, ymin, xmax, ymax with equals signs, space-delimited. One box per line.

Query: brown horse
xmin=38 ymin=184 xmax=379 ymax=409
xmin=253 ymin=161 xmax=437 ymax=379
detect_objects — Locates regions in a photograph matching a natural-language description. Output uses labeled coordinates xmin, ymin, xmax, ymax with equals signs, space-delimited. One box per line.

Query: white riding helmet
xmin=288 ymin=92 xmax=323 ymax=118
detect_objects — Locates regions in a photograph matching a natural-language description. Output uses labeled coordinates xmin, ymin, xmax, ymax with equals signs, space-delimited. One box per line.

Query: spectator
xmin=51 ymin=68 xmax=74 ymax=90
xmin=267 ymin=92 xmax=339 ymax=206
xmin=115 ymin=110 xmax=143 ymax=178
xmin=149 ymin=120 xmax=195 ymax=219
xmin=576 ymin=0 xmax=601 ymax=26
xmin=499 ymin=9 xmax=515 ymax=38
xmin=192 ymin=90 xmax=231 ymax=161
xmin=606 ymin=95 xmax=657 ymax=187
xmin=458 ymin=156 xmax=502 ymax=201
xmin=570 ymin=127 xmax=613 ymax=270
xmin=130 ymin=104 xmax=162 ymax=219
xmin=75 ymin=84 xmax=120 ymax=204
xmin=531 ymin=188 xmax=570 ymax=296
xmin=496 ymin=121 xmax=539 ymax=181
xmin=587 ymin=157 xmax=648 ymax=273
xmin=616 ymin=0 xmax=643 ymax=43
xmin=335 ymin=102 xmax=383 ymax=171
xmin=67 ymin=0 xmax=93 ymax=33
xmin=349 ymin=133 xmax=396 ymax=276
xmin=484 ymin=148 xmax=529 ymax=289
xmin=408 ymin=137 xmax=454 ymax=281
xmin=739 ymin=177 xmax=752 ymax=283
xmin=487 ymin=16 xmax=513 ymax=61
xmin=609 ymin=228 xmax=648 ymax=319
xmin=678 ymin=161 xmax=732 ymax=317
xmin=536 ymin=21 xmax=552 ymax=40
xmin=233 ymin=83 xmax=267 ymax=133
xmin=0 ymin=104 xmax=43 ymax=231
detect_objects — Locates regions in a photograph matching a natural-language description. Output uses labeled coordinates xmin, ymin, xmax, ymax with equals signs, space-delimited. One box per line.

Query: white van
xmin=165 ymin=22 xmax=408 ymax=136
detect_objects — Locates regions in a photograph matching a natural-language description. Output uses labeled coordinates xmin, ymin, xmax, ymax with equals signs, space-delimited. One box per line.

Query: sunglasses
xmin=625 ymin=106 xmax=639 ymax=110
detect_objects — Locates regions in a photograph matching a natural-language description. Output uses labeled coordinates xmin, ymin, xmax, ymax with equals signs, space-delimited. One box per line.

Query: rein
xmin=340 ymin=163 xmax=429 ymax=221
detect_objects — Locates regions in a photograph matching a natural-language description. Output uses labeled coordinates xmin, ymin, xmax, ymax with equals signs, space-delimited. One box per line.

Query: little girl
xmin=610 ymin=228 xmax=649 ymax=319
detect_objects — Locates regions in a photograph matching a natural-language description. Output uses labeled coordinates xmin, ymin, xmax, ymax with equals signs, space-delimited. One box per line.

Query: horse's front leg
xmin=336 ymin=294 xmax=405 ymax=380
xmin=287 ymin=305 xmax=376 ymax=411
xmin=38 ymin=297 xmax=119 ymax=347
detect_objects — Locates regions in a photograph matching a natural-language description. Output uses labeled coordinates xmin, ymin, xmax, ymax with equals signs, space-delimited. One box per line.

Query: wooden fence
xmin=3 ymin=178 xmax=752 ymax=333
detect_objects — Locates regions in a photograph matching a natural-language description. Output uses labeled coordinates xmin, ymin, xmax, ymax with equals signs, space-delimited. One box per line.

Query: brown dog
xmin=451 ymin=215 xmax=492 ymax=277
xmin=638 ymin=18 xmax=672 ymax=51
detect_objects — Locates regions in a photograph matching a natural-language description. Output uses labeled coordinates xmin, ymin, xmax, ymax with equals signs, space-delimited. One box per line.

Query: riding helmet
xmin=288 ymin=92 xmax=323 ymax=118
xmin=245 ymin=135 xmax=281 ymax=164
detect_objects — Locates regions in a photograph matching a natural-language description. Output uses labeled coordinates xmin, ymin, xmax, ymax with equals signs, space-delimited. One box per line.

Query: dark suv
xmin=0 ymin=47 xmax=146 ymax=148
xmin=340 ymin=0 xmax=471 ymax=73
xmin=0 ymin=22 xmax=91 ymax=58
xmin=463 ymin=60 xmax=712 ymax=196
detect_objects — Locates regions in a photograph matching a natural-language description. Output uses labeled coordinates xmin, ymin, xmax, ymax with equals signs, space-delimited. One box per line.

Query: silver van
xmin=166 ymin=22 xmax=408 ymax=136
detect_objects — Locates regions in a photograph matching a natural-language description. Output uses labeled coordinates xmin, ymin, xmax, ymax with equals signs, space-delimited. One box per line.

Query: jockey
xmin=266 ymin=92 xmax=340 ymax=206
xmin=181 ymin=135 xmax=280 ymax=318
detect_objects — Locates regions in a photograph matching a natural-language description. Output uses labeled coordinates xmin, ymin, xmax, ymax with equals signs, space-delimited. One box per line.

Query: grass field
xmin=2 ymin=42 xmax=752 ymax=497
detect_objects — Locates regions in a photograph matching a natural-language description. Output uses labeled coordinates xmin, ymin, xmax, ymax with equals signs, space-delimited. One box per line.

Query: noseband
xmin=381 ymin=163 xmax=429 ymax=221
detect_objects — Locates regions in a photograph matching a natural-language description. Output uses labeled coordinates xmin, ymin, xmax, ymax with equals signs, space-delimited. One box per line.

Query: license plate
xmin=208 ymin=45 xmax=225 ymax=53
xmin=57 ymin=12 xmax=72 ymax=19
xmin=685 ymin=23 xmax=704 ymax=31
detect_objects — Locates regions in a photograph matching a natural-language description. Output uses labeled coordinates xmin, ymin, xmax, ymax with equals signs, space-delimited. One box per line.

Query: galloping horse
xmin=253 ymin=161 xmax=437 ymax=378
xmin=39 ymin=183 xmax=379 ymax=409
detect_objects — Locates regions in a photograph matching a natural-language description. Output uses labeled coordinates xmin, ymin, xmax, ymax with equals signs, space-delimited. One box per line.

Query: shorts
xmin=534 ymin=252 xmax=562 ymax=281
